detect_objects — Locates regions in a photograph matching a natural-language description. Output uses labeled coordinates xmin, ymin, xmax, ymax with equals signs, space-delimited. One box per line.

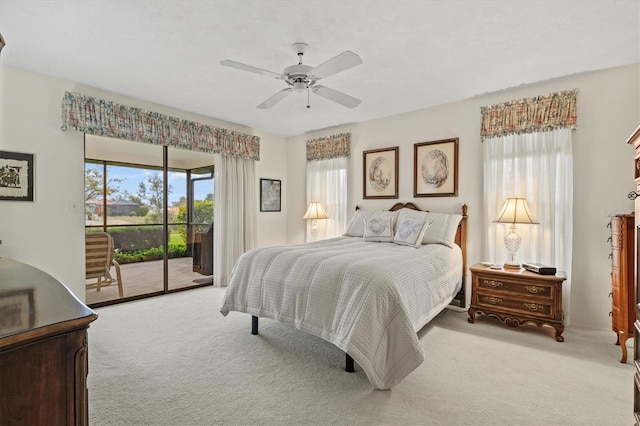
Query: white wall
xmin=286 ymin=63 xmax=640 ymax=331
xmin=0 ymin=65 xmax=288 ymax=302
xmin=254 ymin=129 xmax=288 ymax=248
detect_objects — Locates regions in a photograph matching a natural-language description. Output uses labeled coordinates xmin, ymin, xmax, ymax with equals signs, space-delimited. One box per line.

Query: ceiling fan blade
xmin=312 ymin=85 xmax=361 ymax=108
xmin=220 ymin=60 xmax=283 ymax=79
xmin=257 ymin=88 xmax=293 ymax=109
xmin=311 ymin=51 xmax=363 ymax=79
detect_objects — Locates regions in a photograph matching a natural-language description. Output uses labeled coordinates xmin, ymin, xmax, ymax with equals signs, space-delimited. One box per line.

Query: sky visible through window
xmin=86 ymin=164 xmax=213 ymax=205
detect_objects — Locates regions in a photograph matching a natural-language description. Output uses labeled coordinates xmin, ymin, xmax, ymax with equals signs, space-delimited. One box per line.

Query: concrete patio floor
xmin=85 ymin=256 xmax=212 ymax=306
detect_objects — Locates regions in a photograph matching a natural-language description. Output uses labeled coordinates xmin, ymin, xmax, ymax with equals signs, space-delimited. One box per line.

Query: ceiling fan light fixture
xmin=293 ymin=81 xmax=307 ymax=92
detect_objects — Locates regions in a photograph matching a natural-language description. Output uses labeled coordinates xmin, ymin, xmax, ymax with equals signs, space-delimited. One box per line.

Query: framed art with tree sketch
xmin=363 ymin=146 xmax=398 ymax=199
xmin=413 ymin=138 xmax=458 ymax=197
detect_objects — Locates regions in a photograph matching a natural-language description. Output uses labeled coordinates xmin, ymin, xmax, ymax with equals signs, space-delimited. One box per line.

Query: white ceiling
xmin=1 ymin=0 xmax=638 ymax=138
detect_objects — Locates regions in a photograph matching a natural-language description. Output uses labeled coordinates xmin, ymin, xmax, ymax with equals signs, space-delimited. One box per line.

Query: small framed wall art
xmin=363 ymin=146 xmax=399 ymax=199
xmin=0 ymin=151 xmax=34 ymax=201
xmin=260 ymin=178 xmax=281 ymax=212
xmin=413 ymin=138 xmax=458 ymax=197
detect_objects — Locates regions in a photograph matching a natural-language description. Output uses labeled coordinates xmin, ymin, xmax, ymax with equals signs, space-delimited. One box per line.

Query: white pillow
xmin=363 ymin=217 xmax=394 ymax=242
xmin=424 ymin=212 xmax=462 ymax=247
xmin=396 ymin=208 xmax=462 ymax=247
xmin=344 ymin=209 xmax=399 ymax=237
xmin=393 ymin=217 xmax=431 ymax=248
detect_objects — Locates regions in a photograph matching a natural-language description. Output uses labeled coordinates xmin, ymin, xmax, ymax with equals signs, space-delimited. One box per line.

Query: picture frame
xmin=363 ymin=146 xmax=399 ymax=199
xmin=414 ymin=138 xmax=458 ymax=197
xmin=0 ymin=289 xmax=36 ymax=335
xmin=260 ymin=178 xmax=281 ymax=212
xmin=0 ymin=151 xmax=34 ymax=201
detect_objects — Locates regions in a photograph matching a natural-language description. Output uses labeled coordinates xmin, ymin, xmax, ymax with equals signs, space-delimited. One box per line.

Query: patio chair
xmin=85 ymin=232 xmax=124 ymax=298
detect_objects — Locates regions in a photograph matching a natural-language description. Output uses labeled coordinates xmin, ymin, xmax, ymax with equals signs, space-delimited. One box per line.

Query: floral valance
xmin=60 ymin=91 xmax=260 ymax=160
xmin=480 ymin=90 xmax=577 ymax=141
xmin=306 ymin=133 xmax=351 ymax=161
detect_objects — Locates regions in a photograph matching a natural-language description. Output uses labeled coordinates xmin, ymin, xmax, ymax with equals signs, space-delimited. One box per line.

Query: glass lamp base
xmin=503 ymin=224 xmax=522 ymax=268
xmin=503 ymin=261 xmax=522 ymax=270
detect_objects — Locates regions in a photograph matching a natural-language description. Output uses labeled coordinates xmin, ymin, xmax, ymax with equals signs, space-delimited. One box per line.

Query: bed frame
xmin=250 ymin=202 xmax=468 ymax=374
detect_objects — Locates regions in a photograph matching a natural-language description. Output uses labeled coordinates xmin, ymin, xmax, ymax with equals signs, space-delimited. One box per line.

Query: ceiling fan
xmin=220 ymin=42 xmax=363 ymax=109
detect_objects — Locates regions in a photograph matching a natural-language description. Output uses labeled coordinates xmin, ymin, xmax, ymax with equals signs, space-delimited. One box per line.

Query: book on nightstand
xmin=522 ymin=262 xmax=557 ymax=275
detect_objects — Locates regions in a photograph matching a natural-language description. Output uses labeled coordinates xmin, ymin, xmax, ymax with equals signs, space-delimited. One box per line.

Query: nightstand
xmin=468 ymin=263 xmax=566 ymax=342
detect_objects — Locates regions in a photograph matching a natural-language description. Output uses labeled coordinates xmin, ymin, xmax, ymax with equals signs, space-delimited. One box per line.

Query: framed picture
xmin=414 ymin=138 xmax=458 ymax=197
xmin=0 ymin=151 xmax=34 ymax=201
xmin=0 ymin=289 xmax=36 ymax=335
xmin=260 ymin=178 xmax=281 ymax=212
xmin=363 ymin=146 xmax=399 ymax=199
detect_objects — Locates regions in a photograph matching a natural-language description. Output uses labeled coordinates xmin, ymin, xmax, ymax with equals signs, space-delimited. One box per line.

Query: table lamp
xmin=493 ymin=197 xmax=538 ymax=269
xmin=303 ymin=202 xmax=329 ymax=241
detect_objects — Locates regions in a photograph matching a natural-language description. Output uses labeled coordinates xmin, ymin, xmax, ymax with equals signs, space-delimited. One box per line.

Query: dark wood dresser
xmin=0 ymin=258 xmax=98 ymax=425
xmin=627 ymin=124 xmax=640 ymax=424
xmin=609 ymin=213 xmax=635 ymax=363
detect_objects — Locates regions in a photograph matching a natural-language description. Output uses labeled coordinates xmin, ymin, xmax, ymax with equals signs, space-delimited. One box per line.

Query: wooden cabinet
xmin=468 ymin=264 xmax=565 ymax=342
xmin=0 ymin=258 xmax=98 ymax=425
xmin=609 ymin=213 xmax=635 ymax=363
xmin=626 ymin=124 xmax=640 ymax=424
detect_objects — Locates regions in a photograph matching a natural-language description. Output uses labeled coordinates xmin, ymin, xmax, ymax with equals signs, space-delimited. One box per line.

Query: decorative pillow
xmin=396 ymin=208 xmax=462 ymax=247
xmin=363 ymin=217 xmax=394 ymax=242
xmin=344 ymin=209 xmax=399 ymax=237
xmin=423 ymin=212 xmax=462 ymax=247
xmin=393 ymin=217 xmax=431 ymax=248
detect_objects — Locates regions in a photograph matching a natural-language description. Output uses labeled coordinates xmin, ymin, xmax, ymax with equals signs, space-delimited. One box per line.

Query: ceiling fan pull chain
xmin=307 ymin=87 xmax=311 ymax=109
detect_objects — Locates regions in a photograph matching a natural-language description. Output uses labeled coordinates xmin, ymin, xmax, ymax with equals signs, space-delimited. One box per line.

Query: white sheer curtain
xmin=213 ymin=153 xmax=257 ymax=287
xmin=306 ymin=157 xmax=348 ymax=241
xmin=483 ymin=128 xmax=573 ymax=322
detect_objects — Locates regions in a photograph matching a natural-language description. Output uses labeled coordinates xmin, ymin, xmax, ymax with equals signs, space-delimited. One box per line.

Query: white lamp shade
xmin=494 ymin=197 xmax=538 ymax=224
xmin=303 ymin=202 xmax=329 ymax=220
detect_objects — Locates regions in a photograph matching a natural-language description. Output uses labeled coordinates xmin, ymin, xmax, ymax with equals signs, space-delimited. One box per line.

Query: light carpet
xmin=88 ymin=286 xmax=633 ymax=425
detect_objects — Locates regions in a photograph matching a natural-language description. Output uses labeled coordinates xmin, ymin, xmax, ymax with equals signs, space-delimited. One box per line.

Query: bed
xmin=220 ymin=202 xmax=468 ymax=389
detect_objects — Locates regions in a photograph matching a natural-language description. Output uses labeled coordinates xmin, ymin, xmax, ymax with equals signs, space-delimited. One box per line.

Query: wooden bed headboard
xmin=355 ymin=202 xmax=468 ymax=283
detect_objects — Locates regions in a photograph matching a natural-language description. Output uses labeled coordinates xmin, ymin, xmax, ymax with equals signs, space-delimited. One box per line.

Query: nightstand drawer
xmin=468 ymin=264 xmax=566 ymax=341
xmin=476 ymin=291 xmax=553 ymax=318
xmin=477 ymin=277 xmax=553 ymax=299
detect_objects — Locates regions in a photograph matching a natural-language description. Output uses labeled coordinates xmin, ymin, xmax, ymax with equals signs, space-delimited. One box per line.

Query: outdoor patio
xmin=85 ymin=256 xmax=212 ymax=306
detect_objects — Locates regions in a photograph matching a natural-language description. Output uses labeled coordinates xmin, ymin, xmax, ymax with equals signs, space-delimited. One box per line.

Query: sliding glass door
xmin=84 ymin=136 xmax=214 ymax=307
xmin=167 ymin=146 xmax=214 ymax=291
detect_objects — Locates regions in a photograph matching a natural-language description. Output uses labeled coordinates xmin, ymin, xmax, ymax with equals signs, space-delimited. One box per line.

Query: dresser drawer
xmin=476 ymin=291 xmax=554 ymax=319
xmin=611 ymin=246 xmax=620 ymax=268
xmin=476 ymin=276 xmax=553 ymax=299
xmin=612 ymin=304 xmax=621 ymax=330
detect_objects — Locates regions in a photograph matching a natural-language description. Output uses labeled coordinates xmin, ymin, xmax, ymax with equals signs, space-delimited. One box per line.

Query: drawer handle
xmin=524 ymin=303 xmax=544 ymax=312
xmin=484 ymin=280 xmax=503 ymax=288
xmin=607 ymin=222 xmax=612 ymax=228
xmin=609 ymin=253 xmax=613 ymax=259
xmin=610 ymin=311 xmax=613 ymax=317
xmin=609 ymin=291 xmax=613 ymax=298
xmin=483 ymin=296 xmax=502 ymax=305
xmin=607 ymin=236 xmax=612 ymax=242
xmin=525 ymin=285 xmax=545 ymax=294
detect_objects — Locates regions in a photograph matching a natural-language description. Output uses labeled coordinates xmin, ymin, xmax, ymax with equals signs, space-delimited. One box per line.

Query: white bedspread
xmin=220 ymin=236 xmax=462 ymax=389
